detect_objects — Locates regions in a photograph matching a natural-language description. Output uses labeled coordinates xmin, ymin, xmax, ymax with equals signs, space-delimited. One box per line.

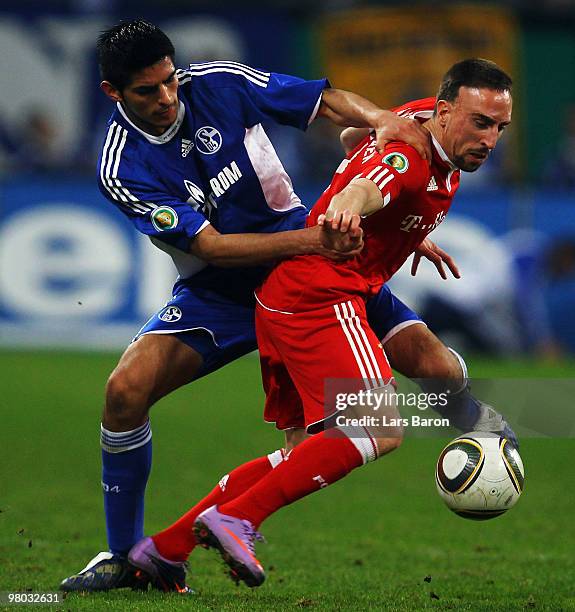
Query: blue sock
xmin=436 ymin=386 xmax=481 ymax=431
xmin=101 ymin=421 xmax=152 ymax=556
xmin=418 ymin=377 xmax=480 ymax=430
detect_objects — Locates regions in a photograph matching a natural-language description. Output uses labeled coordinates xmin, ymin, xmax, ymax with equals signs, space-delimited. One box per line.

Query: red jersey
xmin=257 ymin=98 xmax=461 ymax=313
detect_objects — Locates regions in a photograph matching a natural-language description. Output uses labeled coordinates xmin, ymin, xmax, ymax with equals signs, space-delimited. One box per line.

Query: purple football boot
xmin=128 ymin=537 xmax=192 ymax=593
xmin=193 ymin=505 xmax=265 ymax=587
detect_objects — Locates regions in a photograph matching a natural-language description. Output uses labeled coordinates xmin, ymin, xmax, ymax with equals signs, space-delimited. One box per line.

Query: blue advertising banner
xmin=0 ymin=177 xmax=177 ymax=347
xmin=1 ymin=176 xmax=573 ymax=348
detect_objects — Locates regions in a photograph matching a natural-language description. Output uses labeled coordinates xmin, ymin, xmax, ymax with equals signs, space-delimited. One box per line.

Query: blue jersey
xmin=97 ymin=61 xmax=328 ymax=298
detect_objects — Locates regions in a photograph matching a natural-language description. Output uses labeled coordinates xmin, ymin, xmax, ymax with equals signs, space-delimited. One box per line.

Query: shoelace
xmin=242 ymin=522 xmax=266 ymax=554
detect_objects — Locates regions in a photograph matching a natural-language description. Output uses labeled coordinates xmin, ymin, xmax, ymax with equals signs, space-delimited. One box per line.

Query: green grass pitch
xmin=1 ymin=350 xmax=574 ymax=611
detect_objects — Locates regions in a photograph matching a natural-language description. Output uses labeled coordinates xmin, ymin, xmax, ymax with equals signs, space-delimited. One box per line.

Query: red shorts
xmin=255 ymin=295 xmax=393 ymax=433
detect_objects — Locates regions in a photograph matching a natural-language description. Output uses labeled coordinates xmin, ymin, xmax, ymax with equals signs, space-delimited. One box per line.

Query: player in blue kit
xmin=60 ymin=20 xmax=516 ymax=592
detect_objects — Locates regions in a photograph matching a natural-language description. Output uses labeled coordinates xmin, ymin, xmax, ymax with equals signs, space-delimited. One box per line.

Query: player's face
xmin=101 ymin=56 xmax=179 ymax=136
xmin=438 ymin=86 xmax=512 ymax=172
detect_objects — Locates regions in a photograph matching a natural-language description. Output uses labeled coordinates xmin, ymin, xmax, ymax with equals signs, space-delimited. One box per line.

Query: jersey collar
xmin=431 ymin=133 xmax=458 ymax=170
xmin=431 ymin=133 xmax=460 ymax=193
xmin=117 ymin=101 xmax=186 ymax=145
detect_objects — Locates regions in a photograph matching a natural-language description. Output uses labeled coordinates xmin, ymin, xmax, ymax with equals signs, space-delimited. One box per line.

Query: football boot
xmin=194 ymin=505 xmax=265 ymax=587
xmin=60 ymin=551 xmax=150 ymax=592
xmin=128 ymin=537 xmax=192 ymax=593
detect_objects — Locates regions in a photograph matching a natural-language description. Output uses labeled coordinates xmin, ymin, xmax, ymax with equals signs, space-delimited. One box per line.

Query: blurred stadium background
xmin=1 ymin=0 xmax=574 ymax=356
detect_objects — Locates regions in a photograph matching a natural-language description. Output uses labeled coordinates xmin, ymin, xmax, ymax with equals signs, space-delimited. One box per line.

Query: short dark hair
xmin=97 ymin=20 xmax=175 ymax=90
xmin=436 ymin=58 xmax=512 ymax=104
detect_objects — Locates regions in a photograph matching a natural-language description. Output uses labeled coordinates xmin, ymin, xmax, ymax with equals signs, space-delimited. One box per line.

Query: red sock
xmin=220 ymin=431 xmax=365 ymax=528
xmin=152 ymin=451 xmax=283 ymax=561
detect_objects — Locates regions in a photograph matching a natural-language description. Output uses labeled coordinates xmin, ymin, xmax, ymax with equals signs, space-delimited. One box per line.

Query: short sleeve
xmin=186 ymin=62 xmax=328 ymax=131
xmin=357 ymin=143 xmax=428 ymax=207
xmin=252 ymin=71 xmax=329 ymax=130
xmin=98 ymin=143 xmax=208 ymax=252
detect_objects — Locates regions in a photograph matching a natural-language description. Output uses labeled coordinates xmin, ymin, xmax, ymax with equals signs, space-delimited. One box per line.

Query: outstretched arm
xmin=190 ymin=223 xmax=363 ymax=267
xmin=318 ymin=88 xmax=431 ymax=160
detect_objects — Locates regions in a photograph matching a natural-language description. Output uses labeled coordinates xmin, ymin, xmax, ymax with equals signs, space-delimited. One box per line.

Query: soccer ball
xmin=435 ymin=431 xmax=524 ymax=520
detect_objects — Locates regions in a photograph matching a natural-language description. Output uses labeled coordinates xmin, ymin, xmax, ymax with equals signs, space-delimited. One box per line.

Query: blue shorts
xmin=135 ymin=281 xmax=424 ymax=380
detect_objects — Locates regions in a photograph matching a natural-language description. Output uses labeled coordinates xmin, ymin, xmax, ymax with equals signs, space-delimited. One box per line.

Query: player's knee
xmin=104 ymin=368 xmax=150 ymax=428
xmin=373 ymin=424 xmax=404 ymax=456
xmin=284 ymin=428 xmax=309 ymax=452
xmin=345 ymin=383 xmax=403 ymax=458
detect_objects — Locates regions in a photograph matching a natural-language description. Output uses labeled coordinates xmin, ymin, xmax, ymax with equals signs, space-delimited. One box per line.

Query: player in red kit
xmin=251 ymin=95 xmax=460 ymax=434
xmin=128 ymin=59 xmax=513 ymax=589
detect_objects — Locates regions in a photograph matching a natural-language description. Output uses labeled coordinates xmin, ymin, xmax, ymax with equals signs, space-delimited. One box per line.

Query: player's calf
xmin=416 ymin=347 xmax=519 ymax=447
xmin=191 ymin=385 xmax=403 ymax=586
xmin=391 ymin=332 xmax=520 ymax=447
